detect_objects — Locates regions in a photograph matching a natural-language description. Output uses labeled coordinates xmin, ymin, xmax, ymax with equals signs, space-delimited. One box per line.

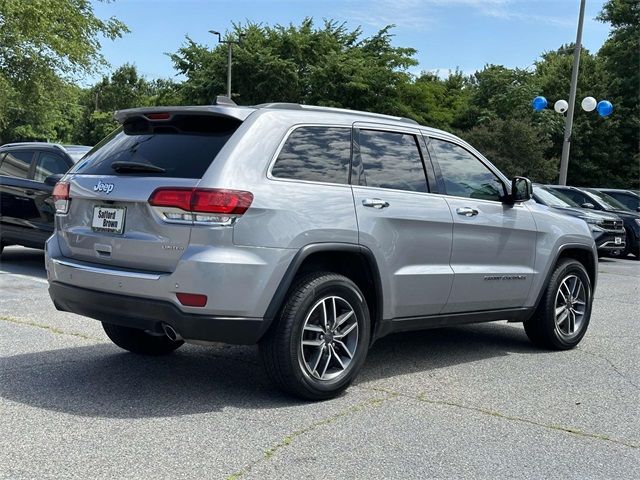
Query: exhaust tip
xmin=162 ymin=323 xmax=183 ymax=342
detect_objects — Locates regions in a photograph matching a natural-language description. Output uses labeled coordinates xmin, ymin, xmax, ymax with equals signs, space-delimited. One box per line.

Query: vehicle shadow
xmin=0 ymin=321 xmax=540 ymax=418
xmin=0 ymin=247 xmax=47 ymax=279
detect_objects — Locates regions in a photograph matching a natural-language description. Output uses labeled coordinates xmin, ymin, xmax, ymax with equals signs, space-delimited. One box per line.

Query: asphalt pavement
xmin=1 ymin=246 xmax=638 ymax=479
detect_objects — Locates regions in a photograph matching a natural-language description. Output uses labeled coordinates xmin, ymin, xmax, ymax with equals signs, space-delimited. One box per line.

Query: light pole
xmin=558 ymin=0 xmax=586 ymax=186
xmin=209 ymin=30 xmax=244 ymax=99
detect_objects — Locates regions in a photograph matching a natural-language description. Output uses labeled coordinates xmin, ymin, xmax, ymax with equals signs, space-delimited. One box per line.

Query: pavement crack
xmin=362 ymin=386 xmax=639 ymax=449
xmin=576 ymin=347 xmax=640 ymax=390
xmin=225 ymin=393 xmax=396 ymax=479
xmin=0 ymin=315 xmax=102 ymax=342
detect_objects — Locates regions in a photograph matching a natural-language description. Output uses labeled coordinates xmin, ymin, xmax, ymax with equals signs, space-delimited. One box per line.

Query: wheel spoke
xmin=319 ymin=348 xmax=332 ymax=378
xmin=568 ymin=310 xmax=576 ymax=333
xmin=557 ymin=309 xmax=569 ymax=326
xmin=335 ymin=310 xmax=354 ymax=329
xmin=555 ymin=305 xmax=567 ymax=317
xmin=335 ymin=339 xmax=354 ymax=359
xmin=322 ymin=300 xmax=329 ymax=331
xmin=335 ymin=322 xmax=357 ymax=339
xmin=302 ymin=339 xmax=324 ymax=347
xmin=311 ymin=345 xmax=325 ymax=374
xmin=570 ymin=277 xmax=580 ymax=296
xmin=574 ymin=299 xmax=586 ymax=306
xmin=304 ymin=324 xmax=324 ymax=333
xmin=558 ymin=287 xmax=568 ymax=302
xmin=330 ymin=345 xmax=345 ymax=369
xmin=331 ymin=297 xmax=338 ymax=330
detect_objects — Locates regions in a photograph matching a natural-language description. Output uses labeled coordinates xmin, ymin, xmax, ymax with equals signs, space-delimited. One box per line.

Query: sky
xmin=90 ymin=0 xmax=611 ymax=83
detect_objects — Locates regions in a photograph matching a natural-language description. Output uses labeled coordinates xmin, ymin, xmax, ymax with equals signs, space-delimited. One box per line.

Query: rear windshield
xmin=71 ymin=114 xmax=241 ymax=178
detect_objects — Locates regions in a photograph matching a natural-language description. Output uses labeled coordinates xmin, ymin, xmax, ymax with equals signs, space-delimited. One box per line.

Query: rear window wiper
xmin=110 ymin=161 xmax=166 ymax=173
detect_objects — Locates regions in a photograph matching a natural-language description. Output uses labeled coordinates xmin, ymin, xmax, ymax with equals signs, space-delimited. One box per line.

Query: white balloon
xmin=581 ymin=96 xmax=597 ymax=112
xmin=554 ymin=99 xmax=569 ymax=114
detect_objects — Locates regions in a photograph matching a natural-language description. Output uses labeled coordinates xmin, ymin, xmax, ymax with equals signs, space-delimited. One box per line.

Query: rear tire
xmin=102 ymin=322 xmax=184 ymax=355
xmin=524 ymin=259 xmax=592 ymax=350
xmin=260 ymin=272 xmax=370 ymax=400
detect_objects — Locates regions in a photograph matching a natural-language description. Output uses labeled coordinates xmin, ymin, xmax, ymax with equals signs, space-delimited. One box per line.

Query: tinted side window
xmin=359 ymin=130 xmax=427 ymax=193
xmin=0 ymin=150 xmax=34 ymax=179
xmin=430 ymin=139 xmax=504 ymax=201
xmin=34 ymin=152 xmax=70 ymax=182
xmin=271 ymin=127 xmax=351 ymax=184
xmin=559 ymin=189 xmax=587 ymax=205
xmin=605 ymin=192 xmax=637 ymax=210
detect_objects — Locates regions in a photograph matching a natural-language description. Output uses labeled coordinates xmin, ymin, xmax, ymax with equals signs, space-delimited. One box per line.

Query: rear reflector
xmin=53 ymin=181 xmax=70 ymax=214
xmin=149 ymin=188 xmax=253 ymax=215
xmin=176 ymin=292 xmax=207 ymax=307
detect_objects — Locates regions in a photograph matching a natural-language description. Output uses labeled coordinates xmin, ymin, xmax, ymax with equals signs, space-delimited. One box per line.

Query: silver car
xmin=46 ymin=100 xmax=598 ymax=399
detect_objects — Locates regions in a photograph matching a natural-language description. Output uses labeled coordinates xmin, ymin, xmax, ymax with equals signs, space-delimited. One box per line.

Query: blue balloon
xmin=596 ymin=100 xmax=613 ymax=117
xmin=532 ymin=96 xmax=548 ymax=111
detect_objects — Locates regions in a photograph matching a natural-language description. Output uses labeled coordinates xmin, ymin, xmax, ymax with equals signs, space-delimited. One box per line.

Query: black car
xmin=533 ymin=184 xmax=625 ymax=256
xmin=595 ymin=188 xmax=640 ymax=213
xmin=548 ymin=185 xmax=640 ymax=260
xmin=0 ymin=142 xmax=91 ymax=253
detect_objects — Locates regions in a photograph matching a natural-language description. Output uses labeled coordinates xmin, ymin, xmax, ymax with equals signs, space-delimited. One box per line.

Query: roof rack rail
xmin=1 ymin=141 xmax=66 ymax=151
xmin=254 ymin=103 xmax=419 ymax=125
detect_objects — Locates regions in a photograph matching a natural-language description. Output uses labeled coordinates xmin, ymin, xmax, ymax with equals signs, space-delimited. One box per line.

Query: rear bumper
xmin=49 ymin=281 xmax=269 ymax=344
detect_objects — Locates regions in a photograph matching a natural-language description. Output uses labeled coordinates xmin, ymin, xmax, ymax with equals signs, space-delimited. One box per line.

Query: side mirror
xmin=581 ymin=202 xmax=595 ymax=209
xmin=44 ymin=174 xmax=64 ymax=187
xmin=510 ymin=177 xmax=533 ymax=203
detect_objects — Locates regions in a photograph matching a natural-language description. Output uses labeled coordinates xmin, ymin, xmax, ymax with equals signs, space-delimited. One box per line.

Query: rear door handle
xmin=456 ymin=207 xmax=479 ymax=217
xmin=362 ymin=198 xmax=389 ymax=209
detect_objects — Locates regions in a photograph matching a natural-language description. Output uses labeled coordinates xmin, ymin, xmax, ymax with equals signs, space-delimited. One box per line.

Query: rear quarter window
xmin=0 ymin=150 xmax=34 ymax=179
xmin=71 ymin=114 xmax=241 ymax=179
xmin=271 ymin=126 xmax=351 ymax=184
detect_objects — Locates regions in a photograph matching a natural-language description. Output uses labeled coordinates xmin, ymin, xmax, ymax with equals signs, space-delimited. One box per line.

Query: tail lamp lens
xmin=53 ymin=182 xmax=70 ymax=214
xmin=149 ymin=188 xmax=253 ymax=225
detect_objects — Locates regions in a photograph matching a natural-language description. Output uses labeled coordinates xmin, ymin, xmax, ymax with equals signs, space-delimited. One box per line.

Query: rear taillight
xmin=149 ymin=188 xmax=253 ymax=226
xmin=53 ymin=181 xmax=70 ymax=214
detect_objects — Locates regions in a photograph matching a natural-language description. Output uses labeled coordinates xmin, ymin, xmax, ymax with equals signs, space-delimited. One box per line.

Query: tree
xmin=597 ymin=0 xmax=639 ymax=188
xmin=0 ymin=0 xmax=128 ymax=142
xmin=78 ymin=64 xmax=183 ymax=145
xmin=461 ymin=118 xmax=559 ymax=182
xmin=170 ymin=19 xmax=417 ymax=115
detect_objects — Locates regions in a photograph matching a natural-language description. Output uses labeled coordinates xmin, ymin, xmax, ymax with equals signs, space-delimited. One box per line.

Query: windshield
xmin=534 ymin=186 xmax=578 ymax=208
xmin=585 ymin=188 xmax=630 ymax=211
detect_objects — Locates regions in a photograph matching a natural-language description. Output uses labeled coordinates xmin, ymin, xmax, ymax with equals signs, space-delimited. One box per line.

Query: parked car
xmin=46 ymin=102 xmax=598 ymax=399
xmin=548 ymin=185 xmax=640 ymax=260
xmin=595 ymin=188 xmax=640 ymax=213
xmin=0 ymin=142 xmax=92 ymax=254
xmin=532 ymin=184 xmax=625 ymax=256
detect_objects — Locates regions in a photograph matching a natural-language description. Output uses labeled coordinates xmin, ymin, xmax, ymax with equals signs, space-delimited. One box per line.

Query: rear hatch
xmin=57 ymin=110 xmax=245 ymax=272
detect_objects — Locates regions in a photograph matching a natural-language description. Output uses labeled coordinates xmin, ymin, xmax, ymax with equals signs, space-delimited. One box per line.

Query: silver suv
xmin=45 ymin=101 xmax=598 ymax=399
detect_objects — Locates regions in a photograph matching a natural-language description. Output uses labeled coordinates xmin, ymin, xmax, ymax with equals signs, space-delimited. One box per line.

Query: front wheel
xmin=524 ymin=259 xmax=593 ymax=350
xmin=102 ymin=322 xmax=184 ymax=355
xmin=260 ymin=272 xmax=371 ymax=400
